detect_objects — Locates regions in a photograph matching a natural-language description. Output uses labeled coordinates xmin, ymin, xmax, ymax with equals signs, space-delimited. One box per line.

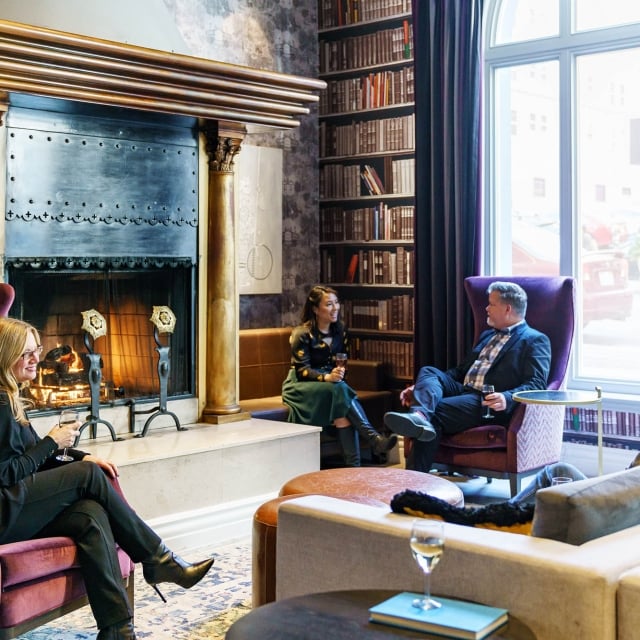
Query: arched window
xmin=484 ymin=0 xmax=640 ymax=403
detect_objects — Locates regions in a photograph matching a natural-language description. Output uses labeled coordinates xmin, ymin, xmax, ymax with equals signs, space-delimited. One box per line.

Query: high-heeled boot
xmin=347 ymin=399 xmax=398 ymax=455
xmin=337 ymin=424 xmax=361 ymax=467
xmin=142 ymin=543 xmax=214 ymax=602
xmin=97 ymin=619 xmax=136 ymax=639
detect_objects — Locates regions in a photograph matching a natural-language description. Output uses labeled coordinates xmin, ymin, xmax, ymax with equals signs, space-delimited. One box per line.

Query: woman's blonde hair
xmin=0 ymin=317 xmax=40 ymax=425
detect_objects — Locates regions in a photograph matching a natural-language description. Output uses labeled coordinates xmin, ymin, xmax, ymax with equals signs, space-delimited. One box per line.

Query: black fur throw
xmin=390 ymin=490 xmax=535 ymax=528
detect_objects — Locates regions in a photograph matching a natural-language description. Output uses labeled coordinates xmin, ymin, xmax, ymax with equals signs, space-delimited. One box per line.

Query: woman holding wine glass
xmin=0 ymin=317 xmax=214 ymax=640
xmin=282 ymin=285 xmax=396 ymax=467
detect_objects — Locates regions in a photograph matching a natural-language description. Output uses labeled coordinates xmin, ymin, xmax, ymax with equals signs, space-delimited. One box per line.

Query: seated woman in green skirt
xmin=282 ymin=285 xmax=396 ymax=467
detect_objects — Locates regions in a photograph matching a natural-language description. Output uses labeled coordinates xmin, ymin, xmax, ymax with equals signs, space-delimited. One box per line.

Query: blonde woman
xmin=0 ymin=317 xmax=214 ymax=640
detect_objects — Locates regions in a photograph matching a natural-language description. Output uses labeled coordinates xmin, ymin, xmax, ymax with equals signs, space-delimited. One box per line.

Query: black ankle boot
xmin=337 ymin=424 xmax=361 ymax=467
xmin=347 ymin=399 xmax=398 ymax=455
xmin=97 ymin=619 xmax=136 ymax=640
xmin=142 ymin=544 xmax=214 ymax=601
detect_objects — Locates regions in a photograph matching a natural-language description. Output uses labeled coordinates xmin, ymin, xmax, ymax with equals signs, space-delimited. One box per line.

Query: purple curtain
xmin=411 ymin=0 xmax=484 ymax=372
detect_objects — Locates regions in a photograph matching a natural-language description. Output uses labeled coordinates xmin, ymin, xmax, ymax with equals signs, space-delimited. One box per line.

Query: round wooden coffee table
xmin=226 ymin=590 xmax=536 ymax=639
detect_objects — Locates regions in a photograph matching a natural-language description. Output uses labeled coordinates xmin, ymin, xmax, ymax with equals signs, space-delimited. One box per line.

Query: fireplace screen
xmin=8 ymin=261 xmax=194 ymax=411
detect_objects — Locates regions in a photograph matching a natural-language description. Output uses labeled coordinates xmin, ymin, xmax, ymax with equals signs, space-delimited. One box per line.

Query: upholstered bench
xmin=251 ymin=467 xmax=464 ymax=607
xmin=238 ymin=328 xmax=394 ymax=465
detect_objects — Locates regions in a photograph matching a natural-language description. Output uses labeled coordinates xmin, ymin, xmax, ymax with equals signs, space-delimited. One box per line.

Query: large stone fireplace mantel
xmin=0 ymin=19 xmax=325 ymax=423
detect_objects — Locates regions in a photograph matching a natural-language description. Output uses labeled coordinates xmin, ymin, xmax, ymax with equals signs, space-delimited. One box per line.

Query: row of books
xmin=319 ymin=67 xmax=414 ymax=114
xmin=564 ymin=407 xmax=640 ymax=437
xmin=320 ymin=113 xmax=415 ymax=157
xmin=321 ymin=247 xmax=414 ymax=285
xmin=319 ymin=0 xmax=411 ymax=29
xmin=341 ymin=295 xmax=414 ymax=331
xmin=320 ymin=158 xmax=414 ymax=197
xmin=319 ymin=23 xmax=413 ymax=73
xmin=353 ymin=336 xmax=414 ymax=378
xmin=320 ymin=205 xmax=414 ymax=241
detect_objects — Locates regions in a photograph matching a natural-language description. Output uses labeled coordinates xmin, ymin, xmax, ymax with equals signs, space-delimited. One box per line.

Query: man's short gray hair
xmin=487 ymin=281 xmax=528 ymax=317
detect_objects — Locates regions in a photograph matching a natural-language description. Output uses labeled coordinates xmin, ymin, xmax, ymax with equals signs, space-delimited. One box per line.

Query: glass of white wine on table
xmin=56 ymin=408 xmax=79 ymax=462
xmin=410 ymin=519 xmax=445 ymax=610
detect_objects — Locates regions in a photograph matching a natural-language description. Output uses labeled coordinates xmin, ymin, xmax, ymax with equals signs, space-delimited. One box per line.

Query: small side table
xmin=513 ymin=387 xmax=603 ymax=474
xmin=225 ymin=590 xmax=536 ymax=639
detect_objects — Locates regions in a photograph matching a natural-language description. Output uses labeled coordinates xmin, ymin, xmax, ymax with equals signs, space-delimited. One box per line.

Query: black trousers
xmin=0 ymin=461 xmax=161 ymax=629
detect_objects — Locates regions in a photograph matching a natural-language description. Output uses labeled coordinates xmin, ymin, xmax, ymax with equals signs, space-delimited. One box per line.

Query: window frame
xmin=483 ymin=0 xmax=640 ymax=407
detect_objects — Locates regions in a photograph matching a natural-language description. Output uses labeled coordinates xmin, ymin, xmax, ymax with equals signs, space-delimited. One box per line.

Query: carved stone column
xmin=201 ymin=120 xmax=250 ymax=423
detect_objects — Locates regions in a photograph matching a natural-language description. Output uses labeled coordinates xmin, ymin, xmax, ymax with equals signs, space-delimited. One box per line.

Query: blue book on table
xmin=369 ymin=592 xmax=509 ymax=639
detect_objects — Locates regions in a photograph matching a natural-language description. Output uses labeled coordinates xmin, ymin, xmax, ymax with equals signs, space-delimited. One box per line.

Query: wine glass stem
xmin=423 ymin=569 xmax=431 ymax=604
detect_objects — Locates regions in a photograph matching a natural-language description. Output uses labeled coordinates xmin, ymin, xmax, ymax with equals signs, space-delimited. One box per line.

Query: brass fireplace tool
xmin=130 ymin=305 xmax=184 ymax=438
xmin=75 ymin=309 xmax=122 ymax=444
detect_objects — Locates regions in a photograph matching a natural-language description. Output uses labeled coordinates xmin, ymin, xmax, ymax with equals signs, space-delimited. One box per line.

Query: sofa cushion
xmin=531 ymin=466 xmax=640 ymax=545
xmin=390 ymin=490 xmax=534 ymax=534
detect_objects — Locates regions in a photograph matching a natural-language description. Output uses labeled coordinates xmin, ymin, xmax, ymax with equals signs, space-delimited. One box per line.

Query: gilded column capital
xmin=201 ymin=120 xmax=246 ymax=172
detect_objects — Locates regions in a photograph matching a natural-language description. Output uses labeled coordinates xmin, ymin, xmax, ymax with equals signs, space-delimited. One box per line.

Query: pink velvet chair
xmin=430 ymin=276 xmax=577 ymax=496
xmin=0 ymin=282 xmax=135 ymax=638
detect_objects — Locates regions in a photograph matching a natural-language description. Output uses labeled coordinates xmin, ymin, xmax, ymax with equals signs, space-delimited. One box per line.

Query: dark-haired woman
xmin=0 ymin=316 xmax=214 ymax=640
xmin=282 ymin=285 xmax=396 ymax=466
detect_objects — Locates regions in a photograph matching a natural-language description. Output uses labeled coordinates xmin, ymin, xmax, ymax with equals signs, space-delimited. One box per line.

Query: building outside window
xmin=484 ymin=0 xmax=640 ymax=411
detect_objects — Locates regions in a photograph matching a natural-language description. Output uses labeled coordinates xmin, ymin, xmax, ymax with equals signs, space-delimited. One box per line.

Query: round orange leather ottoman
xmin=280 ymin=467 xmax=464 ymax=507
xmin=252 ymin=468 xmax=463 ymax=607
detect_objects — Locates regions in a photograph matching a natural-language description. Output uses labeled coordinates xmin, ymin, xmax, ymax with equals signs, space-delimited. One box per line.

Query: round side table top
xmin=279 ymin=467 xmax=464 ymax=507
xmin=225 ymin=590 xmax=536 ymax=640
xmin=513 ymin=389 xmax=601 ymax=405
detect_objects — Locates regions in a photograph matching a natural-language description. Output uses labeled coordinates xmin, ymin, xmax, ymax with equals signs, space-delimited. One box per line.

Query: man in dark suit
xmin=384 ymin=281 xmax=551 ymax=473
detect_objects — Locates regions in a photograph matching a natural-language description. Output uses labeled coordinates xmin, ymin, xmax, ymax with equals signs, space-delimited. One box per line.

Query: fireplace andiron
xmin=75 ymin=309 xmax=121 ymax=444
xmin=130 ymin=306 xmax=184 ymax=438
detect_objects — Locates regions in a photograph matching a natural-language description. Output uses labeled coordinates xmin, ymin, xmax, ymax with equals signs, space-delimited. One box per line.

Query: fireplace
xmin=8 ymin=260 xmax=194 ymax=410
xmin=4 ymin=96 xmax=197 ymax=412
xmin=0 ymin=18 xmax=323 ymax=424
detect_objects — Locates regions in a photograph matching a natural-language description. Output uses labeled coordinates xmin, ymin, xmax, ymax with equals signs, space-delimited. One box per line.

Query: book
xmin=369 ymin=592 xmax=509 ymax=640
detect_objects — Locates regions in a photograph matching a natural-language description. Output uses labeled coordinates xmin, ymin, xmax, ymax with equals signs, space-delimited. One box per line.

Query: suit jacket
xmin=446 ymin=322 xmax=551 ymax=414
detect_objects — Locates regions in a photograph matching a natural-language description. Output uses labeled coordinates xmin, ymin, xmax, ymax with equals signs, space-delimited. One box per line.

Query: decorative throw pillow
xmin=390 ymin=490 xmax=535 ymax=535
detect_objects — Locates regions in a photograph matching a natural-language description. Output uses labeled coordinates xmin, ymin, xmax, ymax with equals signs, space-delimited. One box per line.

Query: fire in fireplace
xmin=8 ymin=260 xmax=194 ymax=411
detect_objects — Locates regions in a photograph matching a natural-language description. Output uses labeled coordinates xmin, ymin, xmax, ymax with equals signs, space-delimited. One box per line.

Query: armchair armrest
xmin=346 ymin=360 xmax=385 ymax=391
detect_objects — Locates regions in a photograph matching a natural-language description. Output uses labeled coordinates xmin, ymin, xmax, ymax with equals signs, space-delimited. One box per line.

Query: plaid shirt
xmin=463 ymin=324 xmax=522 ymax=390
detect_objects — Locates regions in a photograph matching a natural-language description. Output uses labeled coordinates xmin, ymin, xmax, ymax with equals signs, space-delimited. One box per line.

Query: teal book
xmin=369 ymin=592 xmax=509 ymax=639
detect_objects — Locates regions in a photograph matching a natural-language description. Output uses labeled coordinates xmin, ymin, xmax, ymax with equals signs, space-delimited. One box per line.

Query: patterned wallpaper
xmin=162 ymin=0 xmax=321 ymax=328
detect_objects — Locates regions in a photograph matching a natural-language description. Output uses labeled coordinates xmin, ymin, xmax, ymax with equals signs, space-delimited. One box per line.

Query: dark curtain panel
xmin=411 ymin=0 xmax=484 ymax=372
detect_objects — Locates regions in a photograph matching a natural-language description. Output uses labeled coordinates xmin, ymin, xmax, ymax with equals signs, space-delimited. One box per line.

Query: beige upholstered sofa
xmin=275 ymin=467 xmax=640 ymax=640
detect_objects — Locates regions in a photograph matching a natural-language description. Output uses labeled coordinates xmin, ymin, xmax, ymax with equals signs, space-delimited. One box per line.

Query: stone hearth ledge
xmin=30 ymin=403 xmax=321 ymax=552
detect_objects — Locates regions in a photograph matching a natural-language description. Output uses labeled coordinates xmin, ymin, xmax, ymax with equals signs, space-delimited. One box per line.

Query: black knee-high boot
xmin=337 ymin=425 xmax=361 ymax=467
xmin=347 ymin=399 xmax=398 ymax=455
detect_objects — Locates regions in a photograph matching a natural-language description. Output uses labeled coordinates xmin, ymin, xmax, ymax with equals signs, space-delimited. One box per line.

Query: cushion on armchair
xmin=439 ymin=424 xmax=508 ymax=449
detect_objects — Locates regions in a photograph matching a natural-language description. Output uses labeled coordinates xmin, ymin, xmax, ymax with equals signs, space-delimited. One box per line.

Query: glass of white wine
xmin=410 ymin=519 xmax=445 ymax=610
xmin=56 ymin=409 xmax=79 ymax=462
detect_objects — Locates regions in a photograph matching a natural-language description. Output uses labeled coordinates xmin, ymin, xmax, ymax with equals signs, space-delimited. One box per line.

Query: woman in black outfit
xmin=0 ymin=317 xmax=214 ymax=640
xmin=282 ymin=285 xmax=396 ymax=466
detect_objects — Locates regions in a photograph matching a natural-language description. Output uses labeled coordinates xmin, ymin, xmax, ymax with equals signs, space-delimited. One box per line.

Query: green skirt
xmin=282 ymin=368 xmax=357 ymax=427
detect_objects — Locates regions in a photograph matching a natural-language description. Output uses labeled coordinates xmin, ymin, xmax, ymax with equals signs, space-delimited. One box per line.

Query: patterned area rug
xmin=18 ymin=539 xmax=252 ymax=640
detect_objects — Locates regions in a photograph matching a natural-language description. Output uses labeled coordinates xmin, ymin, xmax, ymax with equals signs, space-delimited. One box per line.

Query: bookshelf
xmin=318 ymin=1 xmax=415 ymax=384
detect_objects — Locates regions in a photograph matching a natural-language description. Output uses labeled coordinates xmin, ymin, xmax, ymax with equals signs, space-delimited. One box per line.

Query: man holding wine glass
xmin=384 ymin=282 xmax=551 ymax=474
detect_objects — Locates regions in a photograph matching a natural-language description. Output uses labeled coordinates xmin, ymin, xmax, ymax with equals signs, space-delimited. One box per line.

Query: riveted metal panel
xmin=4 ymin=102 xmax=199 ymax=261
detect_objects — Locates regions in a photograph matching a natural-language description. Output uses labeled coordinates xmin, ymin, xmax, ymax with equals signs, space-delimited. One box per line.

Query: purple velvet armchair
xmin=431 ymin=276 xmax=576 ymax=497
xmin=0 ymin=282 xmax=135 ymax=638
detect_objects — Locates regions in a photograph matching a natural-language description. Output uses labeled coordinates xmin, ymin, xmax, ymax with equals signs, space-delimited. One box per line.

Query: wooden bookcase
xmin=318 ymin=1 xmax=415 ymax=384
